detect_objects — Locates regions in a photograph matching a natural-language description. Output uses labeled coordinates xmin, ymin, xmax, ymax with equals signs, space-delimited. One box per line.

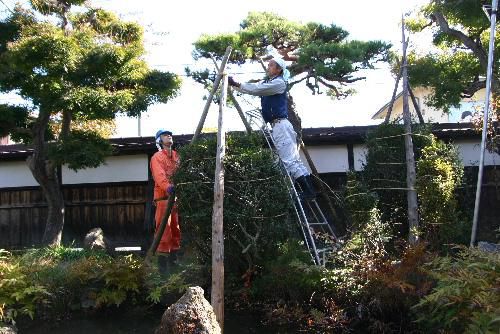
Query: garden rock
xmin=0 ymin=324 xmax=17 ymax=334
xmin=155 ymin=286 xmax=221 ymax=334
xmin=83 ymin=227 xmax=113 ymax=253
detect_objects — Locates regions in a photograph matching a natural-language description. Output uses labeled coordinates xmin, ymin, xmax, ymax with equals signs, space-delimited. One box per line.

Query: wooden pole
xmin=385 ymin=66 xmax=403 ymax=123
xmin=192 ymin=46 xmax=232 ymax=143
xmin=299 ymin=141 xmax=342 ymax=228
xmin=211 ymin=73 xmax=228 ymax=330
xmin=144 ymin=192 xmax=176 ymax=264
xmin=228 ymin=89 xmax=253 ymax=134
xmin=401 ymin=18 xmax=419 ymax=245
xmin=407 ymin=83 xmax=425 ymax=124
xmin=210 ymin=56 xmax=252 ymax=134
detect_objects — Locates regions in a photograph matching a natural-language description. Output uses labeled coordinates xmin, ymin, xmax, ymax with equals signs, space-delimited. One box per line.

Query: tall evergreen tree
xmin=188 ymin=12 xmax=390 ymax=228
xmin=0 ymin=0 xmax=181 ymax=245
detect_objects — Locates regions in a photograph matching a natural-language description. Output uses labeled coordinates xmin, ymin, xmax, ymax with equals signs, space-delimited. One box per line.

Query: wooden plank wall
xmin=1 ymin=168 xmax=498 ymax=249
xmin=0 ymin=182 xmax=153 ymax=249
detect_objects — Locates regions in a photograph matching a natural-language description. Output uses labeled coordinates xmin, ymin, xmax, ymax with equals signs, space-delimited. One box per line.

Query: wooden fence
xmin=1 ymin=168 xmax=499 ymax=249
xmin=0 ymin=181 xmax=154 ymax=249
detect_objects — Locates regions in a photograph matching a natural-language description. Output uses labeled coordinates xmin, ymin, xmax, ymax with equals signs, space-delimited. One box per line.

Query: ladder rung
xmin=309 ymin=222 xmax=329 ymax=226
xmin=315 ymin=248 xmax=334 ymax=253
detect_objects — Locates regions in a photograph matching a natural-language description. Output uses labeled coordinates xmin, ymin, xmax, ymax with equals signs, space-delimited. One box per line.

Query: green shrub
xmin=173 ymin=133 xmax=297 ymax=276
xmin=0 ymin=250 xmax=49 ymax=324
xmin=250 ymin=239 xmax=324 ymax=303
xmin=362 ymin=123 xmax=433 ymax=241
xmin=414 ymin=246 xmax=500 ymax=333
xmin=360 ymin=123 xmax=469 ymax=250
xmin=323 ymin=207 xmax=391 ymax=303
xmin=416 ymin=137 xmax=470 ymax=249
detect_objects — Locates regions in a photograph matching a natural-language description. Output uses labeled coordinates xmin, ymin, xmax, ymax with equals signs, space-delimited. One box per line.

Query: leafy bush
xmin=173 ymin=133 xmax=297 ymax=276
xmin=360 ymin=123 xmax=469 ymax=250
xmin=362 ymin=123 xmax=433 ymax=241
xmin=250 ymin=239 xmax=324 ymax=303
xmin=323 ymin=206 xmax=391 ymax=303
xmin=1 ymin=246 xmax=194 ymax=324
xmin=355 ymin=244 xmax=434 ymax=333
xmin=414 ymin=246 xmax=500 ymax=333
xmin=416 ymin=137 xmax=470 ymax=249
xmin=0 ymin=250 xmax=49 ymax=324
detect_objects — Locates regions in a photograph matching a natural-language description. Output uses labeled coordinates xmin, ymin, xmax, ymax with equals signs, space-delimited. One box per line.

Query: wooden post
xmin=299 ymin=141 xmax=342 ymax=228
xmin=144 ymin=192 xmax=176 ymax=264
xmin=407 ymin=83 xmax=425 ymax=124
xmin=228 ymin=88 xmax=253 ymax=134
xmin=210 ymin=56 xmax=252 ymax=134
xmin=211 ymin=73 xmax=228 ymax=330
xmin=385 ymin=66 xmax=403 ymax=123
xmin=192 ymin=46 xmax=232 ymax=143
xmin=401 ymin=18 xmax=419 ymax=245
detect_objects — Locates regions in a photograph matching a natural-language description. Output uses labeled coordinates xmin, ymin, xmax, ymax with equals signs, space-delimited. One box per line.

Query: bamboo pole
xmin=144 ymin=192 xmax=176 ymax=264
xmin=192 ymin=47 xmax=232 ymax=143
xmin=401 ymin=18 xmax=419 ymax=245
xmin=211 ymin=73 xmax=228 ymax=330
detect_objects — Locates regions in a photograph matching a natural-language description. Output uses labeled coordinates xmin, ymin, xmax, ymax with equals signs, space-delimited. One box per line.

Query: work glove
xmin=167 ymin=185 xmax=175 ymax=194
xmin=228 ymin=76 xmax=240 ymax=87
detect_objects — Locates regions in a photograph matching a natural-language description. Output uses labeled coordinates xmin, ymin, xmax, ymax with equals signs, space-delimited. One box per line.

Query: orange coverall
xmin=150 ymin=149 xmax=180 ymax=253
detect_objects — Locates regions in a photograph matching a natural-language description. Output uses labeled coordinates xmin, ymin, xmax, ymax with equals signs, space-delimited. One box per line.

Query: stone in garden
xmin=155 ymin=286 xmax=221 ymax=334
xmin=83 ymin=227 xmax=113 ymax=253
xmin=0 ymin=324 xmax=17 ymax=334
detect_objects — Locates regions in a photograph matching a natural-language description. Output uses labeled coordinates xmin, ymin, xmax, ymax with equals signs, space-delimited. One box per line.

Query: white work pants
xmin=271 ymin=119 xmax=309 ymax=180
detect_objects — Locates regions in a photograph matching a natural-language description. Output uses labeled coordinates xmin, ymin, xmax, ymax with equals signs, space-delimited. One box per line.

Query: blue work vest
xmin=261 ymin=78 xmax=288 ymax=123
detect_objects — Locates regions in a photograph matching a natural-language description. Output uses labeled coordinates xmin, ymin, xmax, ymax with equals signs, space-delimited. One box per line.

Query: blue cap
xmin=155 ymin=129 xmax=173 ymax=141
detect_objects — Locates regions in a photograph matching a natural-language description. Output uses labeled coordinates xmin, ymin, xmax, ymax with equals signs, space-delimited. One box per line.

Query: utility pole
xmin=471 ymin=0 xmax=498 ymax=247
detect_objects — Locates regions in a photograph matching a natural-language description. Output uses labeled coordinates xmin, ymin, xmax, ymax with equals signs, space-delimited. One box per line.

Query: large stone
xmin=155 ymin=286 xmax=221 ymax=334
xmin=0 ymin=324 xmax=17 ymax=334
xmin=83 ymin=227 xmax=113 ymax=253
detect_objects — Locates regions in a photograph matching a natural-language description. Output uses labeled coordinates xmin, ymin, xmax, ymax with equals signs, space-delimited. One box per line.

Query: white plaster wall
xmin=300 ymin=145 xmax=349 ymax=173
xmin=353 ymin=144 xmax=367 ymax=171
xmin=455 ymin=140 xmax=500 ymax=167
xmin=62 ymin=154 xmax=149 ymax=184
xmin=0 ymin=161 xmax=38 ymax=187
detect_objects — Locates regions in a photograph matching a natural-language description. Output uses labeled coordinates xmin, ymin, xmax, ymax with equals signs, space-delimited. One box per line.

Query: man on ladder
xmin=228 ymin=57 xmax=316 ymax=200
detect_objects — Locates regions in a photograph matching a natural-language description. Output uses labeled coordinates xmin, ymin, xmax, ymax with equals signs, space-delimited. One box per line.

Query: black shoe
xmin=295 ymin=174 xmax=316 ymax=200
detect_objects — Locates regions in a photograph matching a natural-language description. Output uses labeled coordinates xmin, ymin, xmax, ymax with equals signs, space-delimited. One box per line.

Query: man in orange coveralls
xmin=150 ymin=129 xmax=180 ymax=276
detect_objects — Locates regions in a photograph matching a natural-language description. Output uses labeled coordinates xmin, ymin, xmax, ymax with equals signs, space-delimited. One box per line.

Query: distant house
xmin=372 ymin=87 xmax=486 ymax=123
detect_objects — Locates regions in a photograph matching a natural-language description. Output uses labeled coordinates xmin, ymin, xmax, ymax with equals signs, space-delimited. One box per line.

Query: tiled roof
xmin=0 ymin=123 xmax=485 ymax=160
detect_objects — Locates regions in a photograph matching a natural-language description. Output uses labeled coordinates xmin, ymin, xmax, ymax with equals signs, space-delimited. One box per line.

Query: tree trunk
xmin=27 ymin=109 xmax=65 ymax=246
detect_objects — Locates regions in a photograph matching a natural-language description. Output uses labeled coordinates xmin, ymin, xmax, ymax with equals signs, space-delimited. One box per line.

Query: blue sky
xmin=1 ymin=0 xmax=430 ymax=137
